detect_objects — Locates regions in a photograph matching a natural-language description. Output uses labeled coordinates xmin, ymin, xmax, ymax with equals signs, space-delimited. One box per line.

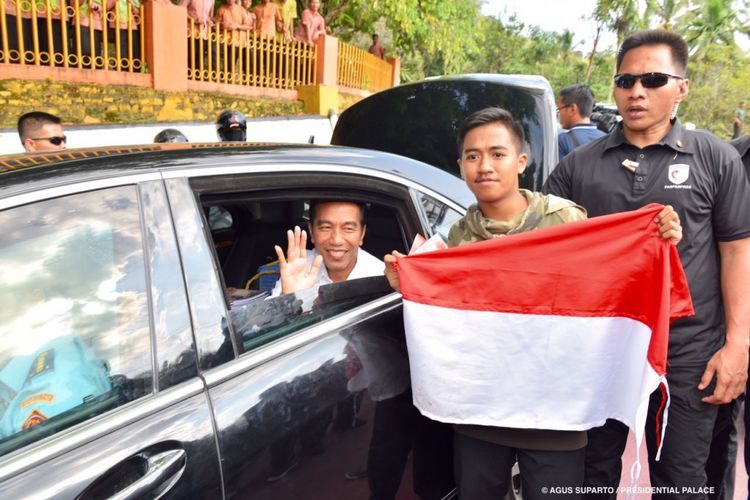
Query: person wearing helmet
xmin=216 ymin=110 xmax=247 ymax=142
xmin=154 ymin=128 xmax=189 ymax=143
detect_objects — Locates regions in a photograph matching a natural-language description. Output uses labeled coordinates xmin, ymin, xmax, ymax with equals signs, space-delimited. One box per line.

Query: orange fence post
xmin=314 ymin=34 xmax=337 ymax=87
xmin=144 ymin=0 xmax=187 ymax=92
xmin=387 ymin=57 xmax=400 ymax=88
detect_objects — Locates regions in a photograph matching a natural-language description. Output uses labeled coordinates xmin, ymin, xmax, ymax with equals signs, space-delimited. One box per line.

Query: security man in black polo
xmin=704 ymin=135 xmax=750 ymax=500
xmin=544 ymin=30 xmax=750 ymax=500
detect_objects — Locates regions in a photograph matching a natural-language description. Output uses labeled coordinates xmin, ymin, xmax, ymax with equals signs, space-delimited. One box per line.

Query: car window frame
xmin=172 ymin=163 xmax=440 ymax=364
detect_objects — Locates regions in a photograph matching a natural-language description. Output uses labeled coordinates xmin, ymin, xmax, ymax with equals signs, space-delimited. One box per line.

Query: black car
xmin=331 ymin=74 xmax=559 ymax=192
xmin=0 ymin=143 xmax=476 ymax=499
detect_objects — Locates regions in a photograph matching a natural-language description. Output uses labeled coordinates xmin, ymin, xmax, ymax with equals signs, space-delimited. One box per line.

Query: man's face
xmin=23 ymin=123 xmax=66 ymax=152
xmin=310 ymin=0 xmax=320 ymax=12
xmin=614 ymin=44 xmax=688 ymax=138
xmin=457 ymin=122 xmax=527 ymax=208
xmin=556 ymin=98 xmax=574 ymax=129
xmin=309 ymin=202 xmax=366 ymax=282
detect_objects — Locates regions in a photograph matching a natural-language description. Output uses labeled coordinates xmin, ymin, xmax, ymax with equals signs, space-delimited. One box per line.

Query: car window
xmin=208 ymin=206 xmax=233 ymax=230
xmin=198 ymin=195 xmax=403 ymax=355
xmin=0 ymin=187 xmax=153 ymax=458
xmin=417 ymin=192 xmax=463 ymax=241
xmin=231 ymin=277 xmax=393 ymax=352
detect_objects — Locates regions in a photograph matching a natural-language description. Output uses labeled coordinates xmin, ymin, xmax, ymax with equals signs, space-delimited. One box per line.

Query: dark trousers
xmin=367 ymin=391 xmax=454 ymax=500
xmin=583 ymin=365 xmax=719 ymax=500
xmin=454 ymin=432 xmax=585 ymax=500
xmin=3 ymin=16 xmax=33 ymax=62
xmin=115 ymin=28 xmax=141 ymax=69
xmin=3 ymin=16 xmax=63 ymax=64
xmin=78 ymin=25 xmax=103 ymax=68
xmin=188 ymin=37 xmax=219 ymax=76
xmin=705 ymin=398 xmax=741 ymax=500
xmin=733 ymin=124 xmax=743 ymax=140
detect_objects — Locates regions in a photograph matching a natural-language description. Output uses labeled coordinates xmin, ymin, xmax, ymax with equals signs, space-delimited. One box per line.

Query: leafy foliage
xmin=323 ymin=0 xmax=748 ymax=137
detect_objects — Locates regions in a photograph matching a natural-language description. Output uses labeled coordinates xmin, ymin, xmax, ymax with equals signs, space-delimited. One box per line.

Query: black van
xmin=332 ymin=74 xmax=559 ymax=192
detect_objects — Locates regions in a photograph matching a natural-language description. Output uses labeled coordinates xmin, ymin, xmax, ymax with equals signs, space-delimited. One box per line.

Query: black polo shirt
xmin=730 ymin=135 xmax=750 ymax=176
xmin=543 ymin=120 xmax=750 ymax=367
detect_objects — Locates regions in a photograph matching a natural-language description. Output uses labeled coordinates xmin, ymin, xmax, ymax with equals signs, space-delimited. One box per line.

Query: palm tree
xmin=592 ymin=0 xmax=650 ymax=97
xmin=647 ymin=0 xmax=689 ymax=30
xmin=594 ymin=0 xmax=649 ymax=48
xmin=679 ymin=0 xmax=750 ymax=57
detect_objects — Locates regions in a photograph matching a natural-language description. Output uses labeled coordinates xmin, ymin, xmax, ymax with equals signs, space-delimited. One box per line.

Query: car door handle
xmin=108 ymin=449 xmax=187 ymax=500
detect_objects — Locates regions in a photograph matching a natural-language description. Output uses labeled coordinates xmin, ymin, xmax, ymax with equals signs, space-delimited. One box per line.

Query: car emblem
xmin=668 ymin=164 xmax=690 ymax=185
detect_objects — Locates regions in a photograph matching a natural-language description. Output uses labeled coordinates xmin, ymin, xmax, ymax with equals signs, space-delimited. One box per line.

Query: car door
xmin=164 ymin=160 xmax=468 ymax=500
xmin=0 ymin=176 xmax=223 ymax=498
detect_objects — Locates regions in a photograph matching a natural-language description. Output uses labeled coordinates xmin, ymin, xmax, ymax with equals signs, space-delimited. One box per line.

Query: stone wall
xmin=0 ymin=79 xmax=306 ymax=128
xmin=0 ymin=79 xmax=367 ymax=128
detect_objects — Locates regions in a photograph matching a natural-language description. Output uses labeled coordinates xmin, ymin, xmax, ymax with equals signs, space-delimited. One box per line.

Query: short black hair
xmin=559 ymin=84 xmax=596 ymax=118
xmin=617 ymin=29 xmax=688 ymax=76
xmin=17 ymin=111 xmax=62 ymax=141
xmin=457 ymin=107 xmax=525 ymax=156
xmin=309 ymin=200 xmax=367 ymax=226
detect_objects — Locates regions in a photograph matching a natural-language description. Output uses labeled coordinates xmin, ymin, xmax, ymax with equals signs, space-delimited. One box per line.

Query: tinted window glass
xmin=202 ymin=194 xmax=396 ymax=353
xmin=0 ymin=187 xmax=153 ymax=457
xmin=208 ymin=206 xmax=233 ymax=230
xmin=417 ymin=192 xmax=463 ymax=241
xmin=231 ymin=277 xmax=393 ymax=353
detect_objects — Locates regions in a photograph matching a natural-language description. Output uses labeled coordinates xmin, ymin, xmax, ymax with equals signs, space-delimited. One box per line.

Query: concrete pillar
xmin=144 ymin=1 xmax=188 ymax=92
xmin=299 ymin=35 xmax=339 ymax=115
xmin=298 ymin=84 xmax=338 ymax=116
xmin=314 ymin=34 xmax=338 ymax=87
xmin=387 ymin=57 xmax=400 ymax=87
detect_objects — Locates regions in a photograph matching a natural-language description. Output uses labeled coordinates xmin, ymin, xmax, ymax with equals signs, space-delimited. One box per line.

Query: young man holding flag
xmin=384 ymin=106 xmax=682 ymax=500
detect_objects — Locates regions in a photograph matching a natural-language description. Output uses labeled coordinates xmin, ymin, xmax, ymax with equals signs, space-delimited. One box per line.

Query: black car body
xmin=331 ymin=74 xmax=559 ymax=192
xmin=0 ymin=143 xmax=474 ymax=499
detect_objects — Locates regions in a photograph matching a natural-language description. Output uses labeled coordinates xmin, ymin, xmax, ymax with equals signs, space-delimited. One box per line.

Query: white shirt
xmin=270 ymin=247 xmax=384 ymax=297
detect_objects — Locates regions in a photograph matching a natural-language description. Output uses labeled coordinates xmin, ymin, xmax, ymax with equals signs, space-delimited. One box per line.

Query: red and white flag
xmin=396 ymin=204 xmax=693 ymax=451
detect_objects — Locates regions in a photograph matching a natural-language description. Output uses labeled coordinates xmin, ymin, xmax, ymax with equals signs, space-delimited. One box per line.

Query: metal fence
xmin=0 ymin=2 xmax=395 ymax=98
xmin=0 ymin=0 xmax=144 ymax=71
xmin=187 ymin=20 xmax=317 ymax=89
xmin=336 ymin=42 xmax=391 ymax=93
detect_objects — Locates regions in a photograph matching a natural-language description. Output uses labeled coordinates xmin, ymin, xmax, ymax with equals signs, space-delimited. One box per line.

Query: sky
xmin=480 ymin=0 xmax=750 ymax=52
xmin=481 ymin=0 xmax=616 ymax=54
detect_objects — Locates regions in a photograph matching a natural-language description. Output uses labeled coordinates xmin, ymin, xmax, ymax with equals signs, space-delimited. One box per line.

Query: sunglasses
xmin=30 ymin=135 xmax=67 ymax=146
xmin=614 ymin=72 xmax=684 ymax=89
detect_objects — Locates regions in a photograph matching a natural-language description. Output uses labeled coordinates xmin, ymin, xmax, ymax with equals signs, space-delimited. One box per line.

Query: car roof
xmin=0 ymin=143 xmax=475 ymax=208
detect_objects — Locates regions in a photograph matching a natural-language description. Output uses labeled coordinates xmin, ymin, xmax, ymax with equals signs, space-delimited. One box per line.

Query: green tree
xmin=680 ymin=44 xmax=750 ymax=138
xmin=319 ymin=0 xmax=483 ymax=79
xmin=646 ymin=0 xmax=688 ymax=29
xmin=679 ymin=0 xmax=750 ymax=57
xmin=594 ymin=0 xmax=649 ymax=48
